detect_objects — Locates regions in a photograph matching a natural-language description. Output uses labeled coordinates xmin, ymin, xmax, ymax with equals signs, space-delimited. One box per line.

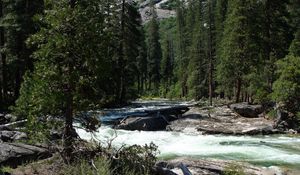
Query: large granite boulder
xmin=0 ymin=131 xmax=28 ymax=142
xmin=167 ymin=106 xmax=281 ymax=135
xmin=0 ymin=143 xmax=51 ymax=167
xmin=116 ymin=114 xmax=171 ymax=131
xmin=230 ymin=103 xmax=264 ymax=118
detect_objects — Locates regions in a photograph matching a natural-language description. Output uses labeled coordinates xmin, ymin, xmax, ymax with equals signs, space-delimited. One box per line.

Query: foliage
xmin=272 ymin=55 xmax=300 ymax=114
xmin=159 ymin=0 xmax=177 ymax=10
xmin=61 ymin=143 xmax=157 ymax=175
xmin=146 ymin=3 xmax=162 ymax=93
xmin=0 ymin=0 xmax=44 ymax=109
xmin=223 ymin=164 xmax=246 ymax=175
xmin=0 ymin=166 xmax=13 ymax=174
xmin=62 ymin=156 xmax=111 ymax=175
xmin=113 ymin=143 xmax=158 ymax=175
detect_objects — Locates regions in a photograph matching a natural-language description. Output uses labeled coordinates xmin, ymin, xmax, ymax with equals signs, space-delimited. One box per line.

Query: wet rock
xmin=0 ymin=143 xmax=51 ymax=168
xmin=230 ymin=103 xmax=264 ymax=118
xmin=116 ymin=114 xmax=170 ymax=131
xmin=156 ymin=157 xmax=278 ymax=175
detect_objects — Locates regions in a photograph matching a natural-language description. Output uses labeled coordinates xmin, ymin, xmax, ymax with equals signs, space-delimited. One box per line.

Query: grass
xmin=0 ymin=166 xmax=13 ymax=174
xmin=223 ymin=164 xmax=246 ymax=175
xmin=62 ymin=156 xmax=111 ymax=175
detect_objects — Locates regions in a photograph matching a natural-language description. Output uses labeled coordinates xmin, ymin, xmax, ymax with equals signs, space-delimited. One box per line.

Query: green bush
xmin=113 ymin=143 xmax=158 ymax=175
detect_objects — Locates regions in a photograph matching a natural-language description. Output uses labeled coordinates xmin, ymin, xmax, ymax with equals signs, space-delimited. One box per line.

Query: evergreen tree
xmin=14 ymin=0 xmax=110 ymax=161
xmin=261 ymin=0 xmax=292 ymax=87
xmin=161 ymin=35 xmax=174 ymax=96
xmin=215 ymin=0 xmax=228 ymax=58
xmin=0 ymin=0 xmax=43 ymax=107
xmin=186 ymin=0 xmax=206 ymax=100
xmin=175 ymin=0 xmax=188 ymax=97
xmin=147 ymin=1 xmax=162 ymax=93
xmin=0 ymin=1 xmax=6 ymax=106
xmin=217 ymin=0 xmax=258 ymax=102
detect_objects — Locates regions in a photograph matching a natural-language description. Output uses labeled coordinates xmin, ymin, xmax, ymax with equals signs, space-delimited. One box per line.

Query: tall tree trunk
xmin=63 ymin=0 xmax=76 ymax=163
xmin=0 ymin=1 xmax=6 ymax=104
xmin=235 ymin=79 xmax=242 ymax=103
xmin=14 ymin=68 xmax=21 ymax=100
xmin=208 ymin=0 xmax=213 ymax=106
xmin=264 ymin=0 xmax=272 ymax=89
xmin=117 ymin=0 xmax=126 ymax=104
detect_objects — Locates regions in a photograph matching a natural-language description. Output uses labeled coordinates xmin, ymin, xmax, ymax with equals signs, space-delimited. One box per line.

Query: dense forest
xmin=0 ymin=0 xmax=300 ymax=172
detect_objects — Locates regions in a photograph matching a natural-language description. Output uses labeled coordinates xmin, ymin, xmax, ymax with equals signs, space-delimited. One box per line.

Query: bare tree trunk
xmin=116 ymin=0 xmax=126 ymax=104
xmin=0 ymin=1 xmax=6 ymax=104
xmin=235 ymin=79 xmax=242 ymax=103
xmin=208 ymin=0 xmax=213 ymax=106
xmin=63 ymin=0 xmax=76 ymax=163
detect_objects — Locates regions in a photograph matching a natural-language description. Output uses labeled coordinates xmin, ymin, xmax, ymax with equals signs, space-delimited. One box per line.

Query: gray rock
xmin=156 ymin=157 xmax=279 ymax=175
xmin=0 ymin=143 xmax=51 ymax=167
xmin=0 ymin=131 xmax=28 ymax=142
xmin=116 ymin=114 xmax=170 ymax=131
xmin=0 ymin=114 xmax=9 ymax=125
xmin=230 ymin=103 xmax=264 ymax=118
xmin=167 ymin=106 xmax=282 ymax=135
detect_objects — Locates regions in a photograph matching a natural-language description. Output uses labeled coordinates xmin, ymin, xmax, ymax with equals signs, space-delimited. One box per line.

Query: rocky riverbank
xmin=155 ymin=157 xmax=282 ymax=175
xmin=115 ymin=102 xmax=296 ymax=135
xmin=167 ymin=105 xmax=282 ymax=135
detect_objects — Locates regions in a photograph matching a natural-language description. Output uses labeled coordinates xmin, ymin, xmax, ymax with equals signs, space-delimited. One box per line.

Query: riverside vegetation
xmin=0 ymin=0 xmax=300 ymax=175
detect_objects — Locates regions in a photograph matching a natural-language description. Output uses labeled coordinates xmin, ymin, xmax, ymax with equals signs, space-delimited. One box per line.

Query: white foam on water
xmin=76 ymin=126 xmax=300 ymax=166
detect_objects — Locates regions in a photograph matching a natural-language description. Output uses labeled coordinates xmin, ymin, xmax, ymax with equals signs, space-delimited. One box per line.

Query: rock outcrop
xmin=116 ymin=114 xmax=171 ymax=131
xmin=115 ymin=105 xmax=190 ymax=131
xmin=0 ymin=143 xmax=51 ymax=168
xmin=155 ymin=157 xmax=280 ymax=175
xmin=229 ymin=103 xmax=264 ymax=118
xmin=167 ymin=106 xmax=281 ymax=135
xmin=0 ymin=130 xmax=28 ymax=142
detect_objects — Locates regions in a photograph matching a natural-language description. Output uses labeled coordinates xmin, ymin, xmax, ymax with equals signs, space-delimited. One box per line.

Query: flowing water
xmin=76 ymin=100 xmax=300 ymax=171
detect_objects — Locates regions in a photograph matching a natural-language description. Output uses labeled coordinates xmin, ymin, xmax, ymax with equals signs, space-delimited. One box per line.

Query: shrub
xmin=112 ymin=143 xmax=158 ymax=175
xmin=62 ymin=156 xmax=111 ymax=175
xmin=223 ymin=164 xmax=246 ymax=175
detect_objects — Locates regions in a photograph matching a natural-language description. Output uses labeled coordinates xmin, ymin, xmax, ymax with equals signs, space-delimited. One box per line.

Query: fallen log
xmin=0 ymin=119 xmax=27 ymax=128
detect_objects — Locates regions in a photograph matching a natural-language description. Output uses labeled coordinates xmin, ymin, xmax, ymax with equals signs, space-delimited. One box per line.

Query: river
xmin=76 ymin=100 xmax=300 ymax=172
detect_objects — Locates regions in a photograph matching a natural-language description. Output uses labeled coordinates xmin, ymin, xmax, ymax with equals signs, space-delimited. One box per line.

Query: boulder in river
xmin=230 ymin=103 xmax=264 ymax=118
xmin=0 ymin=143 xmax=51 ymax=168
xmin=116 ymin=114 xmax=171 ymax=131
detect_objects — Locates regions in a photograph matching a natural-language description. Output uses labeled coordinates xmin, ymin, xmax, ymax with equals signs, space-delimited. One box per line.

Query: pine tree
xmin=0 ymin=1 xmax=6 ymax=106
xmin=217 ymin=0 xmax=258 ymax=102
xmin=161 ymin=35 xmax=174 ymax=96
xmin=261 ymin=0 xmax=292 ymax=87
xmin=215 ymin=0 xmax=228 ymax=58
xmin=14 ymin=0 xmax=110 ymax=161
xmin=1 ymin=0 xmax=43 ymax=106
xmin=186 ymin=0 xmax=206 ymax=100
xmin=147 ymin=1 xmax=162 ymax=93
xmin=175 ymin=0 xmax=188 ymax=97
xmin=206 ymin=0 xmax=217 ymax=105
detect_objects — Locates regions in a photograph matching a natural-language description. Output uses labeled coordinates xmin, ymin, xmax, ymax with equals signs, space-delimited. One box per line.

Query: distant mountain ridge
xmin=137 ymin=0 xmax=176 ymax=23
